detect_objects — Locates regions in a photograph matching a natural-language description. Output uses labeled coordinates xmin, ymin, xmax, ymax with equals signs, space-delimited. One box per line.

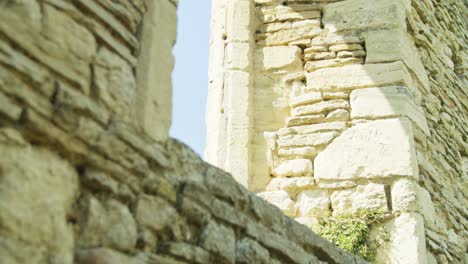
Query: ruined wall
xmin=407 ymin=1 xmax=467 ymax=263
xmin=206 ymin=0 xmax=467 ymax=263
xmin=0 ymin=0 xmax=364 ymax=263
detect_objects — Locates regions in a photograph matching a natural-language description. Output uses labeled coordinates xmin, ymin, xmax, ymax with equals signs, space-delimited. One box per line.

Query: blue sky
xmin=171 ymin=1 xmax=211 ymax=156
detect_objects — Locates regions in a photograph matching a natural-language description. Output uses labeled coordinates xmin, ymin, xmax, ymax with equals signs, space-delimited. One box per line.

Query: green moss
xmin=316 ymin=210 xmax=389 ymax=261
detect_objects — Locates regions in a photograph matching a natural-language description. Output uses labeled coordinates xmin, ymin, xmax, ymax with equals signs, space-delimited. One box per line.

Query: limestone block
xmin=304 ymin=46 xmax=328 ymax=53
xmin=42 ymin=4 xmax=96 ymax=67
xmin=295 ymin=190 xmax=331 ymax=217
xmin=277 ymin=147 xmax=317 ymax=158
xmin=311 ymin=34 xmax=362 ymax=46
xmin=391 ymin=179 xmax=437 ymax=227
xmin=325 ymin=109 xmax=349 ymax=121
xmin=330 ymin=183 xmax=388 ymax=216
xmin=226 ymin=42 xmax=251 ymax=70
xmin=317 ymin=181 xmax=357 ymax=189
xmin=322 ymin=0 xmax=406 ymax=33
xmin=255 ymin=46 xmax=302 ymax=73
xmin=315 ymin=118 xmax=418 ymax=180
xmin=286 ymin=114 xmax=326 ymax=127
xmin=135 ymin=194 xmax=178 ymax=232
xmin=323 ymin=92 xmax=349 ymax=100
xmin=364 ymin=29 xmax=430 ymax=90
xmin=266 ymin=177 xmax=315 ymax=195
xmin=350 ymin=86 xmax=430 ymax=134
xmin=277 ymin=131 xmax=339 ymax=148
xmin=257 ymin=190 xmax=296 ymax=217
xmin=236 ymin=238 xmax=270 ymax=264
xmin=277 ymin=121 xmax=347 ymax=136
xmin=0 ymin=141 xmax=78 ymax=263
xmin=226 ymin=0 xmax=252 ymax=42
xmin=136 ymin=0 xmax=177 ymax=141
xmin=75 ymin=248 xmax=138 ymax=264
xmin=201 ymin=222 xmax=236 ymax=263
xmin=336 ymin=50 xmax=366 ymax=58
xmin=258 ymin=26 xmax=322 ymax=46
xmin=304 ymin=51 xmax=336 ymax=61
xmin=374 ymin=213 xmax=428 ymax=264
xmin=305 ymin=58 xmax=363 ymax=72
xmin=290 ymin=92 xmax=322 ymax=108
xmin=95 ymin=47 xmax=136 ymax=123
xmin=306 ymin=61 xmax=415 ymax=94
xmin=272 ymin=159 xmax=313 ymax=177
xmin=329 ymin=44 xmax=362 ymax=52
xmin=78 ymin=197 xmax=137 ymax=252
xmin=292 ymin=99 xmax=349 ymax=116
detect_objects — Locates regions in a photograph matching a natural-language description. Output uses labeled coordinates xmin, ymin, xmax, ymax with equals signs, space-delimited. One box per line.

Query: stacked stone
xmin=248 ymin=0 xmax=467 ymax=263
xmin=0 ymin=1 xmax=368 ymax=263
xmin=407 ymin=0 xmax=468 ymax=263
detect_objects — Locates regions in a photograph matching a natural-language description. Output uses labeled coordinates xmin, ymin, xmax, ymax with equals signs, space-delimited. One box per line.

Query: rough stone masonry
xmin=0 ymin=0 xmax=366 ymax=264
xmin=206 ymin=0 xmax=467 ymax=263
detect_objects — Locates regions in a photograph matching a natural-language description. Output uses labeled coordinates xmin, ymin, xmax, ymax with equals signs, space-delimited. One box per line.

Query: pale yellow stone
xmin=277 ymin=147 xmax=317 ymax=158
xmin=266 ymin=177 xmax=315 ymax=195
xmin=329 ymin=44 xmax=362 ymax=52
xmin=330 ymin=183 xmax=388 ymax=216
xmin=306 ymin=61 xmax=415 ymax=93
xmin=315 ymin=118 xmax=418 ymax=180
xmin=374 ymin=213 xmax=428 ymax=264
xmin=295 ymin=190 xmax=331 ymax=217
xmin=277 ymin=131 xmax=339 ymax=148
xmin=350 ymin=86 xmax=430 ymax=134
xmin=257 ymin=190 xmax=296 ymax=217
xmin=272 ymin=159 xmax=313 ymax=177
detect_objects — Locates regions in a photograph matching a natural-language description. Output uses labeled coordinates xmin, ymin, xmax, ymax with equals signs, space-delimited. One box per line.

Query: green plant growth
xmin=316 ymin=210 xmax=389 ymax=262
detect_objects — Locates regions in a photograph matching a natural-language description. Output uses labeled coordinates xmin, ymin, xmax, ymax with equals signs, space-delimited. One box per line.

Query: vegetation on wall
xmin=316 ymin=210 xmax=389 ymax=261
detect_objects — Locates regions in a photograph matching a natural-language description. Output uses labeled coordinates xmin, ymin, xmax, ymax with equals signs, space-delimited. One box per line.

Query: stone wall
xmin=0 ymin=0 xmax=364 ymax=263
xmin=408 ymin=1 xmax=467 ymax=263
xmin=206 ymin=0 xmax=467 ymax=263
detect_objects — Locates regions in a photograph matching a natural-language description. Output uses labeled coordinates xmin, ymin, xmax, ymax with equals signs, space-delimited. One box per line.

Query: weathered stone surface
xmin=0 ymin=1 xmax=376 ymax=263
xmin=295 ymin=190 xmax=331 ymax=217
xmin=290 ymin=92 xmax=322 ymax=107
xmin=278 ymin=121 xmax=347 ymax=136
xmin=325 ymin=109 xmax=350 ymax=121
xmin=78 ymin=197 xmax=137 ymax=252
xmin=374 ymin=213 xmax=428 ymax=264
xmin=306 ymin=61 xmax=415 ymax=94
xmin=277 ymin=147 xmax=317 ymax=158
xmin=330 ymin=183 xmax=388 ymax=216
xmin=135 ymin=195 xmax=178 ymax=232
xmin=286 ymin=114 xmax=326 ymax=127
xmin=278 ymin=131 xmax=339 ymax=148
xmin=350 ymin=86 xmax=430 ymax=134
xmin=200 ymin=222 xmax=236 ymax=263
xmin=136 ymin=0 xmax=177 ymax=141
xmin=363 ymin=29 xmax=430 ymax=90
xmin=257 ymin=190 xmax=296 ymax=217
xmin=329 ymin=44 xmax=363 ymax=52
xmin=391 ymin=179 xmax=437 ymax=227
xmin=272 ymin=159 xmax=313 ymax=177
xmin=323 ymin=0 xmax=406 ymax=33
xmin=305 ymin=58 xmax=363 ymax=72
xmin=266 ymin=177 xmax=314 ymax=195
xmin=236 ymin=238 xmax=270 ymax=264
xmin=317 ymin=181 xmax=357 ymax=190
xmin=255 ymin=46 xmax=302 ymax=73
xmin=292 ymin=100 xmax=349 ymax=116
xmin=0 ymin=141 xmax=78 ymax=263
xmin=315 ymin=118 xmax=418 ymax=180
xmin=95 ymin=47 xmax=136 ymax=123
